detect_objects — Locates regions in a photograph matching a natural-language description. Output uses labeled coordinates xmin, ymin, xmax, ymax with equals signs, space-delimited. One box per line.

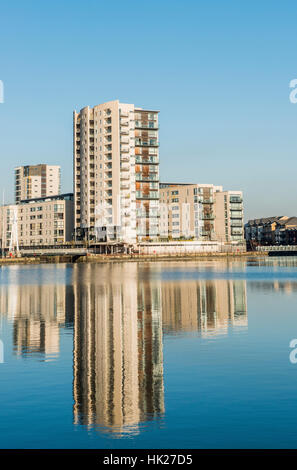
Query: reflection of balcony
xmin=202 ymin=198 xmax=213 ymax=204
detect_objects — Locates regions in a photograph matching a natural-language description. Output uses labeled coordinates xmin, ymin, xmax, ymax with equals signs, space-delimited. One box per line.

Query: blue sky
xmin=1 ymin=0 xmax=297 ymax=220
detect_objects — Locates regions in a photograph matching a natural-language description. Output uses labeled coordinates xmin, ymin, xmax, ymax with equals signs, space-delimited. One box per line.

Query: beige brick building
xmin=160 ymin=183 xmax=244 ymax=243
xmin=15 ymin=164 xmax=61 ymax=203
xmin=0 ymin=194 xmax=74 ymax=250
xmin=74 ymin=99 xmax=159 ymax=243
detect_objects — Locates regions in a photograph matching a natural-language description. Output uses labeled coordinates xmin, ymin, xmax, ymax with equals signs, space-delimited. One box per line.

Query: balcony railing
xmin=135 ymin=121 xmax=159 ymax=130
xmin=135 ymin=156 xmax=158 ymax=164
xmin=135 ymin=140 xmax=159 ymax=147
xmin=202 ymin=198 xmax=213 ymax=204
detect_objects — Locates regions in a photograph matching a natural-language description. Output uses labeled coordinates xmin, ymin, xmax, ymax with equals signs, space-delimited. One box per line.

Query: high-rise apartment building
xmin=74 ymin=100 xmax=159 ymax=243
xmin=15 ymin=164 xmax=61 ymax=203
xmin=160 ymin=183 xmax=244 ymax=243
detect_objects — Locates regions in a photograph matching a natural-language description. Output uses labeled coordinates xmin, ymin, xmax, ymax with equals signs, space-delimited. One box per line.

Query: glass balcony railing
xmin=135 ymin=173 xmax=159 ymax=181
xmin=135 ymin=121 xmax=159 ymax=130
xmin=135 ymin=140 xmax=159 ymax=147
xmin=135 ymin=156 xmax=158 ymax=164
xmin=230 ymin=197 xmax=243 ymax=203
xmin=230 ymin=203 xmax=243 ymax=210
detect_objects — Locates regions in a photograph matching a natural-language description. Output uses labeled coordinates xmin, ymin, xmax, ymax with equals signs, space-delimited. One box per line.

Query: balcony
xmin=230 ymin=203 xmax=243 ymax=210
xmin=231 ymin=221 xmax=243 ymax=227
xmin=135 ymin=174 xmax=159 ymax=182
xmin=230 ymin=211 xmax=243 ymax=219
xmin=135 ymin=155 xmax=158 ymax=164
xmin=135 ymin=121 xmax=159 ymax=130
xmin=136 ymin=191 xmax=159 ymax=200
xmin=230 ymin=197 xmax=243 ymax=203
xmin=135 ymin=140 xmax=159 ymax=147
xmin=120 ymin=120 xmax=129 ymax=127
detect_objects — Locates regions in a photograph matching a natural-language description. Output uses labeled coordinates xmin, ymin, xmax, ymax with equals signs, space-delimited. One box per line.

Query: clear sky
xmin=1 ymin=0 xmax=297 ymax=220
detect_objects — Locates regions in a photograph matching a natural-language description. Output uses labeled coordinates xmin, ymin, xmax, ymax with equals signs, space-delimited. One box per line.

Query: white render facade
xmin=15 ymin=164 xmax=61 ymax=203
xmin=74 ymin=100 xmax=159 ymax=243
xmin=0 ymin=194 xmax=74 ymax=250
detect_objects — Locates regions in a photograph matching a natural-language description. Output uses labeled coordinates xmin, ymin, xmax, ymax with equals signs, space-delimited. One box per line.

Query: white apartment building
xmin=74 ymin=100 xmax=159 ymax=243
xmin=15 ymin=164 xmax=61 ymax=203
xmin=0 ymin=194 xmax=74 ymax=251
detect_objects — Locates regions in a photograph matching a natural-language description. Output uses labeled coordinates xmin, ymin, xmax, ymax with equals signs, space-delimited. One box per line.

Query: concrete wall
xmin=137 ymin=241 xmax=246 ymax=255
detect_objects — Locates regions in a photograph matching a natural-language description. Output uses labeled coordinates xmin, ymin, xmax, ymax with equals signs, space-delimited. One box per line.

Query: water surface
xmin=0 ymin=258 xmax=296 ymax=448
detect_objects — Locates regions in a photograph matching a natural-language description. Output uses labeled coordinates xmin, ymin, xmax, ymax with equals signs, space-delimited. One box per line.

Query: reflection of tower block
xmin=9 ymin=207 xmax=19 ymax=254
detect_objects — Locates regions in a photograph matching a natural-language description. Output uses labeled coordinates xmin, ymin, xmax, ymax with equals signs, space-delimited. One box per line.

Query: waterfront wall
xmin=137 ymin=241 xmax=246 ymax=256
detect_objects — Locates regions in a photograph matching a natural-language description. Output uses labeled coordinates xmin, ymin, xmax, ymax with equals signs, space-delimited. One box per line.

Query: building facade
xmin=73 ymin=100 xmax=159 ymax=243
xmin=214 ymin=190 xmax=245 ymax=242
xmin=0 ymin=194 xmax=74 ymax=250
xmin=245 ymin=216 xmax=297 ymax=248
xmin=15 ymin=164 xmax=61 ymax=203
xmin=160 ymin=183 xmax=244 ymax=243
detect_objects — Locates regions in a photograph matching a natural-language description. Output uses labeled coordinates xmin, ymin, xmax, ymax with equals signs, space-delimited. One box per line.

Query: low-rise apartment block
xmin=15 ymin=164 xmax=61 ymax=203
xmin=0 ymin=194 xmax=74 ymax=250
xmin=74 ymin=99 xmax=159 ymax=243
xmin=160 ymin=183 xmax=244 ymax=243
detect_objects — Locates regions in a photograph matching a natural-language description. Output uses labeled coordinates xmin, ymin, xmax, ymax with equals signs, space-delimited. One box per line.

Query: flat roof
xmin=19 ymin=193 xmax=73 ymax=204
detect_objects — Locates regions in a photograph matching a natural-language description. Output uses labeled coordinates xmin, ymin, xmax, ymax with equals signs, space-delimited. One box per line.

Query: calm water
xmin=0 ymin=257 xmax=297 ymax=449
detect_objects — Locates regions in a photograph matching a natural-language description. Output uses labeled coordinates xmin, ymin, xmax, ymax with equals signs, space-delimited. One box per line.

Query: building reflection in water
xmin=161 ymin=279 xmax=248 ymax=337
xmin=0 ymin=262 xmax=249 ymax=434
xmin=248 ymin=281 xmax=297 ymax=294
xmin=72 ymin=263 xmax=248 ymax=434
xmin=0 ymin=266 xmax=73 ymax=359
xmin=72 ymin=263 xmax=164 ymax=435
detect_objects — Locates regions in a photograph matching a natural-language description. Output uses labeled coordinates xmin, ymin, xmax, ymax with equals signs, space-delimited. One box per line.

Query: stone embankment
xmin=0 ymin=251 xmax=267 ymax=266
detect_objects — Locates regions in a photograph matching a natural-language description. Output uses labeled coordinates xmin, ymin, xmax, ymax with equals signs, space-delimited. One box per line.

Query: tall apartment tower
xmin=15 ymin=164 xmax=61 ymax=203
xmin=74 ymin=100 xmax=159 ymax=243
